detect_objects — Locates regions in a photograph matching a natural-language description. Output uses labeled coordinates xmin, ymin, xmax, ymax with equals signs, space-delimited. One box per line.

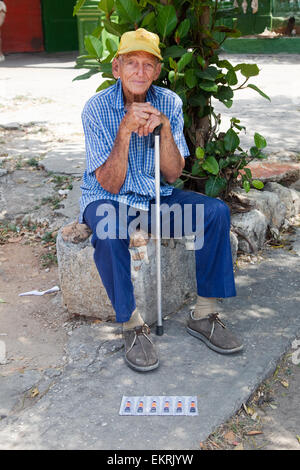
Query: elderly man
xmin=80 ymin=28 xmax=243 ymax=372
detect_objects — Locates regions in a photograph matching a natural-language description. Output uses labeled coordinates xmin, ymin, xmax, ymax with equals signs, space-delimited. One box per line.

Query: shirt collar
xmin=112 ymin=79 xmax=157 ymax=110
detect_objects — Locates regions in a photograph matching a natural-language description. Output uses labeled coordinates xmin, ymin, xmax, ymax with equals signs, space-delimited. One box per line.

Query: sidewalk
xmin=0 ymin=52 xmax=300 ymax=450
xmin=0 ymin=246 xmax=299 ymax=449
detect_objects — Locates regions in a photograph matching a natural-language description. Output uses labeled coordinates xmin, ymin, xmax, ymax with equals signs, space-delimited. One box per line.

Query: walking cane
xmin=153 ymin=124 xmax=163 ymax=336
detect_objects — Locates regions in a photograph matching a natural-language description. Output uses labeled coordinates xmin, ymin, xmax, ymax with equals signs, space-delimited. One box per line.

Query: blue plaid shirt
xmin=79 ymin=79 xmax=190 ymax=223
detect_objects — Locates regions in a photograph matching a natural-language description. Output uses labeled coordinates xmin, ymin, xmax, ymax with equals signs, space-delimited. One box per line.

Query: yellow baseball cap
xmin=116 ymin=28 xmax=163 ymax=61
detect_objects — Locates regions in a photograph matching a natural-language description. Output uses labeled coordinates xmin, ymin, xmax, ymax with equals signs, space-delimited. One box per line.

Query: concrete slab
xmin=213 ymin=54 xmax=300 ymax=155
xmin=247 ymin=161 xmax=300 ymax=183
xmin=40 ymin=146 xmax=85 ymax=177
xmin=0 ymin=169 xmax=57 ymax=222
xmin=0 ymin=247 xmax=299 ymax=450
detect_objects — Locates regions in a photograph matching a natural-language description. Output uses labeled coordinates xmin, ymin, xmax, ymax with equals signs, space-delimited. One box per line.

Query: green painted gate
xmin=41 ymin=0 xmax=79 ymax=53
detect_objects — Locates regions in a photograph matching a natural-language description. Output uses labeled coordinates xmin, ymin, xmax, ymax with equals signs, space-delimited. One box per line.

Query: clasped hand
xmin=123 ymin=102 xmax=167 ymax=137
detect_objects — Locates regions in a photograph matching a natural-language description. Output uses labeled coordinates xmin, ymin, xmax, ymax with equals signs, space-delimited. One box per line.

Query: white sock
xmin=122 ymin=308 xmax=144 ymax=331
xmin=192 ymin=296 xmax=218 ymax=319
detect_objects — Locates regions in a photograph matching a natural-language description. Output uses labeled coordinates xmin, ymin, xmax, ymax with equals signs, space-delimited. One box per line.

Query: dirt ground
xmin=0 ymin=241 xmax=68 ymax=376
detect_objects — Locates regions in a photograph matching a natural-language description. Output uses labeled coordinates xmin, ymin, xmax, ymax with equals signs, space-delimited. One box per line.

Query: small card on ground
xmin=119 ymin=396 xmax=198 ymax=416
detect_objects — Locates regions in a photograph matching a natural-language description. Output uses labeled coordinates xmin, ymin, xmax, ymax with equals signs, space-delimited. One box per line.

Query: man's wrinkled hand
xmin=137 ymin=112 xmax=169 ymax=137
xmin=122 ymin=102 xmax=160 ymax=135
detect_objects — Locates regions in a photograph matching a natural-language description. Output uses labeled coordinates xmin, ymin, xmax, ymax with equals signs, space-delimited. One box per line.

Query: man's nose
xmin=136 ymin=64 xmax=145 ymax=76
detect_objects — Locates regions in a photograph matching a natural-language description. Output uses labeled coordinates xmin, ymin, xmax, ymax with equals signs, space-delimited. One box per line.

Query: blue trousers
xmin=83 ymin=188 xmax=236 ymax=323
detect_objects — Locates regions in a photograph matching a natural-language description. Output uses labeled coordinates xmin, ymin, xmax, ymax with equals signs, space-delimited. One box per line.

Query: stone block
xmin=56 ymin=223 xmax=197 ymax=325
xmin=231 ymin=209 xmax=268 ymax=253
xmin=264 ymin=182 xmax=300 ymax=219
xmin=232 ymin=187 xmax=286 ymax=229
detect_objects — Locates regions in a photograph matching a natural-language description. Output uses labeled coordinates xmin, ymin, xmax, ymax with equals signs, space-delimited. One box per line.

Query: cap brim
xmin=116 ymin=41 xmax=163 ymax=61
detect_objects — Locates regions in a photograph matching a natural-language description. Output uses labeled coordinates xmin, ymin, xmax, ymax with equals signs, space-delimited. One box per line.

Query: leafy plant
xmin=186 ymin=119 xmax=267 ymax=198
xmin=27 ymin=158 xmax=39 ymax=167
xmin=73 ymin=0 xmax=270 ymax=199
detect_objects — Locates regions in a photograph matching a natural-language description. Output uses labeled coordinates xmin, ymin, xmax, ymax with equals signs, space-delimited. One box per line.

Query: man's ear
xmin=154 ymin=62 xmax=162 ymax=80
xmin=112 ymin=57 xmax=120 ymax=79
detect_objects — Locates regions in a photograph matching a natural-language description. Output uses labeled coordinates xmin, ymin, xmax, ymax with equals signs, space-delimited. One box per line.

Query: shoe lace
xmin=135 ymin=324 xmax=151 ymax=338
xmin=208 ymin=313 xmax=226 ymax=329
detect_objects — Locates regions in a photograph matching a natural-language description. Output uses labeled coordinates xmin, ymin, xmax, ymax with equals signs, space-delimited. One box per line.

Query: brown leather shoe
xmin=187 ymin=312 xmax=243 ymax=354
xmin=123 ymin=324 xmax=159 ymax=372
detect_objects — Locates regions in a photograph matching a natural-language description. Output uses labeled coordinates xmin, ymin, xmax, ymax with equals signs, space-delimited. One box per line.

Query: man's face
xmin=112 ymin=51 xmax=161 ymax=98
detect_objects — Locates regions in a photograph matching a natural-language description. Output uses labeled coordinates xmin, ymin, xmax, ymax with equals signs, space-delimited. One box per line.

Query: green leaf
xmin=256 ymin=152 xmax=268 ymax=160
xmin=254 ymin=133 xmax=267 ymax=149
xmin=223 ymin=100 xmax=233 ymax=108
xmin=219 ymin=158 xmax=228 ymax=170
xmin=197 ymin=56 xmax=206 ymax=68
xmin=198 ymin=81 xmax=218 ymax=93
xmin=168 ymin=70 xmax=184 ymax=83
xmin=244 ymin=168 xmax=252 ymax=180
xmin=196 ymin=66 xmax=219 ymax=81
xmin=176 ymin=19 xmax=190 ymax=39
xmin=172 ymin=178 xmax=185 ymax=189
xmin=227 ymin=155 xmax=240 ymax=165
xmin=169 ymin=57 xmax=177 ymax=70
xmin=84 ymin=35 xmax=103 ymax=57
xmin=98 ymin=0 xmax=114 ymax=15
xmin=215 ymin=140 xmax=225 ymax=155
xmin=235 ymin=63 xmax=259 ymax=78
xmin=168 ymin=70 xmax=175 ymax=83
xmin=177 ymin=52 xmax=193 ymax=72
xmin=231 ymin=117 xmax=246 ymax=132
xmin=192 ymin=161 xmax=201 ymax=176
xmin=189 ymin=94 xmax=206 ymax=107
xmin=156 ymin=5 xmax=178 ymax=40
xmin=196 ymin=147 xmax=205 ymax=160
xmin=73 ymin=0 xmax=87 ymax=16
xmin=106 ymin=37 xmax=118 ymax=55
xmin=218 ymin=59 xmax=234 ymax=70
xmin=225 ymin=69 xmax=238 ymax=86
xmin=163 ymin=46 xmax=186 ymax=59
xmin=243 ymin=180 xmax=251 ymax=193
xmin=205 ymin=176 xmax=227 ymax=198
xmin=252 ymin=179 xmax=264 ymax=190
xmin=98 ymin=63 xmax=113 ymax=74
xmin=102 ymin=20 xmax=127 ymax=37
xmin=216 ymin=85 xmax=234 ymax=101
xmin=96 ymin=79 xmax=116 ymax=92
xmin=75 ymin=58 xmax=101 ymax=69
xmin=206 ymin=142 xmax=216 ymax=154
xmin=115 ymin=0 xmax=141 ymax=24
xmin=224 ymin=128 xmax=240 ymax=152
xmin=141 ymin=11 xmax=156 ymax=28
xmin=72 ymin=69 xmax=100 ymax=81
xmin=250 ymin=146 xmax=259 ymax=157
xmin=202 ymin=156 xmax=219 ymax=175
xmin=91 ymin=25 xmax=104 ymax=38
xmin=247 ymin=84 xmax=271 ymax=101
xmin=185 ymin=69 xmax=197 ymax=88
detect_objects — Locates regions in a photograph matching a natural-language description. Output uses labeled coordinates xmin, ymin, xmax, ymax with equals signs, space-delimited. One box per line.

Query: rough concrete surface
xmin=0 ymin=247 xmax=299 ymax=450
